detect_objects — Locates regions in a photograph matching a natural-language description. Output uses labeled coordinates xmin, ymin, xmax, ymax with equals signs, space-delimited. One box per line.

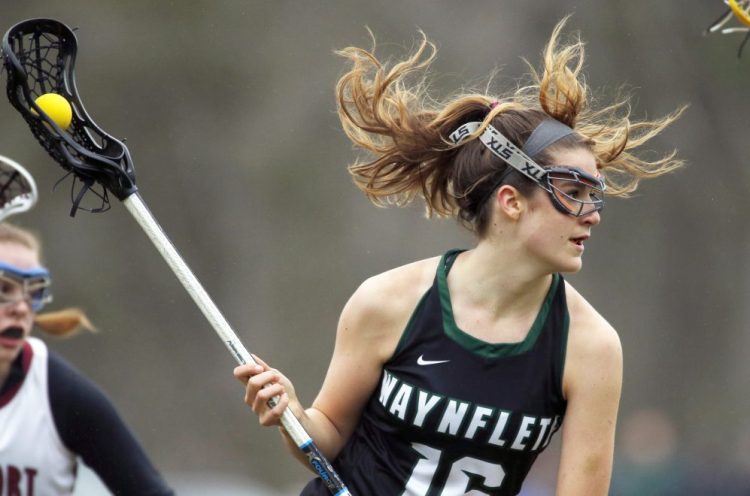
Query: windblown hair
xmin=335 ymin=18 xmax=685 ymax=236
xmin=0 ymin=223 xmax=95 ymax=337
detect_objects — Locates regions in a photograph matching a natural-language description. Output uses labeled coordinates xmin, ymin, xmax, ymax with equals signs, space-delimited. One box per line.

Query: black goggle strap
xmin=449 ymin=122 xmax=549 ymax=188
xmin=450 ymin=122 xmax=607 ymax=217
xmin=522 ymin=119 xmax=577 ymax=158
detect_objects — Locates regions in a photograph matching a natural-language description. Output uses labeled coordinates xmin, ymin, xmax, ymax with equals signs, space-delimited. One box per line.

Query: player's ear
xmin=495 ymin=185 xmax=525 ymax=221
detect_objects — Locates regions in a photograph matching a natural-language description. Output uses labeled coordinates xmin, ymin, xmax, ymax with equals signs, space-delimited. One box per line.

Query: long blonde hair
xmin=335 ymin=18 xmax=685 ymax=236
xmin=0 ymin=223 xmax=95 ymax=337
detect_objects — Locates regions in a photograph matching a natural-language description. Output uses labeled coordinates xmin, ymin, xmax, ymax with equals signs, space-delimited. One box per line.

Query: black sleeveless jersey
xmin=301 ymin=249 xmax=569 ymax=495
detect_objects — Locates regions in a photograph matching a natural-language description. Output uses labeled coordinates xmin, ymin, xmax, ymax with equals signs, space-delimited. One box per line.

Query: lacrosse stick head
xmin=0 ymin=154 xmax=37 ymax=222
xmin=2 ymin=18 xmax=137 ymax=211
xmin=706 ymin=0 xmax=750 ymax=57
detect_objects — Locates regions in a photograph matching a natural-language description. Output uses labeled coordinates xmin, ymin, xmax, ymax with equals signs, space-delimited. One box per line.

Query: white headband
xmin=448 ymin=122 xmax=548 ymax=184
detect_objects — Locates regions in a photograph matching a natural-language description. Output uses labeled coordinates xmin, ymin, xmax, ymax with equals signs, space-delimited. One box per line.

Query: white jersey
xmin=0 ymin=337 xmax=77 ymax=495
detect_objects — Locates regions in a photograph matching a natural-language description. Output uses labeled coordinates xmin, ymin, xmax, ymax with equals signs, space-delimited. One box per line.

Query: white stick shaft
xmin=123 ymin=194 xmax=251 ymax=364
xmin=122 ymin=194 xmax=316 ymax=449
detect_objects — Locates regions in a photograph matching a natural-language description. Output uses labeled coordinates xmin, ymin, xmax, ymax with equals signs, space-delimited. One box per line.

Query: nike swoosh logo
xmin=417 ymin=354 xmax=450 ymax=366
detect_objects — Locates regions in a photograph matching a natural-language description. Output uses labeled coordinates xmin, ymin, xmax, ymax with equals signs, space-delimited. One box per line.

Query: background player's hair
xmin=0 ymin=222 xmax=94 ymax=336
xmin=336 ymin=17 xmax=685 ymax=236
xmin=0 ymin=222 xmax=40 ymax=254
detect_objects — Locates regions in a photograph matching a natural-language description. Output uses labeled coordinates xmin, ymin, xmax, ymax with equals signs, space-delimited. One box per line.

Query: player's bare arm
xmin=556 ymin=283 xmax=623 ymax=495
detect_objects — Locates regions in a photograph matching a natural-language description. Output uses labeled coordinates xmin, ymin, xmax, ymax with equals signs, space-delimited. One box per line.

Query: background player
xmin=0 ymin=222 xmax=174 ymax=495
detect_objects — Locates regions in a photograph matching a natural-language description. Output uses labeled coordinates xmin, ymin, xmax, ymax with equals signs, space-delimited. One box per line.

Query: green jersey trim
xmin=437 ymin=249 xmax=561 ymax=359
xmin=393 ymin=289 xmax=431 ymax=357
xmin=559 ymin=298 xmax=570 ymax=395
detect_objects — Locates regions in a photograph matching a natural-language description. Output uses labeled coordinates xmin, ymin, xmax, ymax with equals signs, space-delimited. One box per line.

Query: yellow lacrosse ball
xmin=33 ymin=93 xmax=73 ymax=130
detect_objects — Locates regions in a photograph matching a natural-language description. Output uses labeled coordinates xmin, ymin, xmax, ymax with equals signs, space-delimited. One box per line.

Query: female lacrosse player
xmin=235 ymin=18 xmax=684 ymax=495
xmin=0 ymin=222 xmax=174 ymax=495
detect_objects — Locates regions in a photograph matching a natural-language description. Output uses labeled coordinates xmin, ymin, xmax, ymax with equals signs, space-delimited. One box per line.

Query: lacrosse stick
xmin=0 ymin=154 xmax=37 ymax=222
xmin=706 ymin=0 xmax=750 ymax=57
xmin=2 ymin=18 xmax=351 ymax=496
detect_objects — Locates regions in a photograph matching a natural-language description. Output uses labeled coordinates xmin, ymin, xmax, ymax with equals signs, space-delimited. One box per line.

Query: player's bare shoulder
xmin=562 ymin=281 xmax=623 ymax=396
xmin=563 ymin=281 xmax=620 ymax=344
xmin=338 ymin=256 xmax=441 ymax=356
xmin=350 ymin=256 xmax=440 ymax=322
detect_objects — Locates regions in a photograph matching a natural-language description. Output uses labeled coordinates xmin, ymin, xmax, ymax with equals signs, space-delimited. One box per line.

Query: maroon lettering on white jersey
xmin=0 ymin=338 xmax=76 ymax=495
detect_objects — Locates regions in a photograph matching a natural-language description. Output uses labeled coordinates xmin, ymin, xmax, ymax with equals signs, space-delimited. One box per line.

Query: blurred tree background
xmin=2 ymin=1 xmax=749 ymax=494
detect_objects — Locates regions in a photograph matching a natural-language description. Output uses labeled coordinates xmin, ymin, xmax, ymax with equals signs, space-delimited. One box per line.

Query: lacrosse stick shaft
xmin=123 ymin=193 xmax=352 ymax=496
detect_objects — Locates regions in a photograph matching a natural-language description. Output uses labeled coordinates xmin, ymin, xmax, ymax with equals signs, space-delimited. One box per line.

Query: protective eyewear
xmin=449 ymin=122 xmax=606 ymax=217
xmin=0 ymin=261 xmax=52 ymax=311
xmin=544 ymin=166 xmax=605 ymax=217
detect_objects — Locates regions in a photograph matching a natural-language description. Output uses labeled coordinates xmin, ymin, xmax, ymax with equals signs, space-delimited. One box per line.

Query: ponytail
xmin=335 ymin=18 xmax=685 ymax=235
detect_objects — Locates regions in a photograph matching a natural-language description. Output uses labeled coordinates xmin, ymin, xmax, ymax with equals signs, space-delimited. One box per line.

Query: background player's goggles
xmin=449 ymin=122 xmax=606 ymax=218
xmin=0 ymin=261 xmax=52 ymax=311
xmin=544 ymin=166 xmax=605 ymax=217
